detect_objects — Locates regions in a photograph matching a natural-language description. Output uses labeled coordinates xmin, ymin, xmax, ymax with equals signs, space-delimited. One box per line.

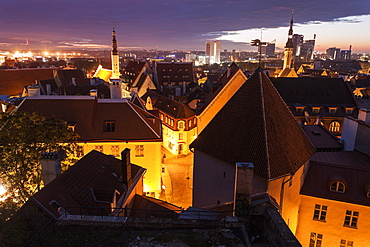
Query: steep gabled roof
xmin=31 ymin=150 xmax=144 ymax=217
xmin=141 ymin=90 xmax=195 ymax=119
xmin=17 ymin=96 xmax=161 ymax=142
xmin=190 ymin=68 xmax=315 ymax=179
xmin=155 ymin=62 xmax=194 ymax=85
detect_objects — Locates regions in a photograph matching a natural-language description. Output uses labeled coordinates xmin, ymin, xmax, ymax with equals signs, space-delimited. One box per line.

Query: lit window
xmin=344 ymin=210 xmax=359 ymax=228
xmin=76 ymin=146 xmax=84 ymax=158
xmin=179 ymin=133 xmax=183 ymax=140
xmin=135 ymin=145 xmax=144 ymax=157
xmin=95 ymin=145 xmax=103 ymax=153
xmin=160 ymin=114 xmax=164 ymax=121
xmin=104 ymin=121 xmax=116 ymax=132
xmin=329 ymin=121 xmax=340 ymax=133
xmin=309 ymin=232 xmax=323 ymax=247
xmin=313 ymin=204 xmax=327 ymax=222
xmin=189 ymin=120 xmax=192 ymax=127
xmin=296 ymin=107 xmax=305 ymax=114
xmin=111 ymin=145 xmax=120 ymax=157
xmin=345 ymin=108 xmax=353 ymax=115
xmin=312 ymin=108 xmax=320 ymax=114
xmin=330 ymin=181 xmax=345 ymax=193
xmin=340 ymin=239 xmax=354 ymax=247
xmin=171 ymin=119 xmax=174 ymax=126
xmin=178 ymin=121 xmax=184 ymax=129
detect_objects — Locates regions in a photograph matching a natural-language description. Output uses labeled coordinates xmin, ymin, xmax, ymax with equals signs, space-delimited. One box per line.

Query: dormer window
xmin=296 ymin=106 xmax=305 ymax=114
xmin=312 ymin=107 xmax=321 ymax=114
xmin=330 ymin=181 xmax=345 ymax=193
xmin=104 ymin=121 xmax=116 ymax=132
xmin=345 ymin=108 xmax=354 ymax=115
xmin=328 ymin=107 xmax=337 ymax=114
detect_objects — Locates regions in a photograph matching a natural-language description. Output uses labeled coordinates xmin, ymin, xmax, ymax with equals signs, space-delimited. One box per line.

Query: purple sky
xmin=1 ymin=0 xmax=370 ymax=52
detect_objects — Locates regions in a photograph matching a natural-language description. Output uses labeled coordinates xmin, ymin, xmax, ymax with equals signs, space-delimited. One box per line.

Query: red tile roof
xmin=190 ymin=68 xmax=315 ymax=179
xmin=0 ymin=68 xmax=56 ymax=96
xmin=17 ymin=96 xmax=162 ymax=142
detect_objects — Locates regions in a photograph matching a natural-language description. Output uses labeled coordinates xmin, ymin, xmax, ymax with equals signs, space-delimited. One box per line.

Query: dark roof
xmin=190 ymin=68 xmax=315 ymax=179
xmin=141 ymin=90 xmax=195 ymax=119
xmin=270 ymin=77 xmax=357 ymax=107
xmin=155 ymin=62 xmax=194 ymax=85
xmin=31 ymin=150 xmax=143 ymax=217
xmin=302 ymin=125 xmax=343 ymax=150
xmin=124 ymin=61 xmax=145 ymax=83
xmin=301 ymin=151 xmax=370 ymax=207
xmin=58 ymin=84 xmax=111 ymax=98
xmin=0 ymin=68 xmax=56 ymax=96
xmin=129 ymin=194 xmax=181 ymax=218
xmin=17 ymin=96 xmax=161 ymax=142
xmin=56 ymin=69 xmax=85 ymax=85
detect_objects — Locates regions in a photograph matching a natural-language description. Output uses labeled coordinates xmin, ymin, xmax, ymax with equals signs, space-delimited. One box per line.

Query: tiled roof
xmin=0 ymin=68 xmax=56 ymax=96
xmin=190 ymin=68 xmax=315 ymax=179
xmin=302 ymin=125 xmax=343 ymax=150
xmin=31 ymin=150 xmax=143 ymax=217
xmin=17 ymin=96 xmax=161 ymax=142
xmin=124 ymin=61 xmax=145 ymax=83
xmin=270 ymin=77 xmax=357 ymax=107
xmin=58 ymin=84 xmax=111 ymax=98
xmin=141 ymin=90 xmax=195 ymax=119
xmin=301 ymin=151 xmax=370 ymax=206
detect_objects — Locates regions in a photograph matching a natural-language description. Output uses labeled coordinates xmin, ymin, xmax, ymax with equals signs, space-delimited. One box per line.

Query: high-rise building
xmin=299 ymin=36 xmax=316 ymax=62
xmin=326 ymin=47 xmax=341 ymax=60
xmin=261 ymin=42 xmax=276 ymax=57
xmin=341 ymin=45 xmax=352 ymax=60
xmin=292 ymin=34 xmax=304 ymax=56
xmin=205 ymin=40 xmax=221 ymax=65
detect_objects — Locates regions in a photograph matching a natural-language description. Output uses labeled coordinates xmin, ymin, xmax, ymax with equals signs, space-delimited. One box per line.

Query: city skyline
xmin=1 ymin=0 xmax=370 ymax=53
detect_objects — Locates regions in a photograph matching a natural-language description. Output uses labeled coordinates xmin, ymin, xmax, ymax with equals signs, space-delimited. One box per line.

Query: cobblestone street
xmin=161 ymin=147 xmax=193 ymax=209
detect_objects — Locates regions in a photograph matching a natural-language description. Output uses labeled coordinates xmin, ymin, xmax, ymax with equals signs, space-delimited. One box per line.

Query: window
xmin=178 ymin=121 xmax=184 ymax=129
xmin=340 ymin=239 xmax=354 ymax=247
xmin=330 ymin=181 xmax=345 ymax=193
xmin=329 ymin=121 xmax=340 ymax=133
xmin=76 ymin=146 xmax=84 ymax=158
xmin=111 ymin=145 xmax=120 ymax=157
xmin=345 ymin=108 xmax=353 ymax=115
xmin=344 ymin=210 xmax=359 ymax=228
xmin=95 ymin=145 xmax=103 ymax=153
xmin=309 ymin=232 xmax=323 ymax=247
xmin=313 ymin=204 xmax=327 ymax=221
xmin=296 ymin=107 xmax=305 ymax=114
xmin=329 ymin=107 xmax=337 ymax=114
xmin=179 ymin=133 xmax=183 ymax=140
xmin=104 ymin=121 xmax=116 ymax=132
xmin=312 ymin=107 xmax=320 ymax=114
xmin=135 ymin=145 xmax=144 ymax=157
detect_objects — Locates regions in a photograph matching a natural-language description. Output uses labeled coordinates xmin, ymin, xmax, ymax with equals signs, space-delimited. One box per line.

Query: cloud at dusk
xmin=1 ymin=0 xmax=369 ymax=52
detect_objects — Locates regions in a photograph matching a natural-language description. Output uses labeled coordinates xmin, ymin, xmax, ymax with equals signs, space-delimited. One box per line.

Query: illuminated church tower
xmin=109 ymin=25 xmax=124 ymax=99
xmin=283 ymin=13 xmax=294 ymax=69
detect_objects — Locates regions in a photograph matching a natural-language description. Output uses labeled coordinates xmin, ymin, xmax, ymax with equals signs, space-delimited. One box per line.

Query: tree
xmin=0 ymin=111 xmax=78 ymax=207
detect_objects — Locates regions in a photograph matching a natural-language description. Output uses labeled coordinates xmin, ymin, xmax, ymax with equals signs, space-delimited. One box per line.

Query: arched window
xmin=178 ymin=121 xmax=185 ymax=130
xmin=330 ymin=181 xmax=345 ymax=193
xmin=329 ymin=121 xmax=340 ymax=133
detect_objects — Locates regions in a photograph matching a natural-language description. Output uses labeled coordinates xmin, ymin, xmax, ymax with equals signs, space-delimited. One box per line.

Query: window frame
xmin=329 ymin=121 xmax=341 ymax=133
xmin=330 ymin=181 xmax=345 ymax=193
xmin=313 ymin=204 xmax=327 ymax=222
xmin=343 ymin=210 xmax=359 ymax=228
xmin=104 ymin=120 xmax=116 ymax=132
xmin=135 ymin=145 xmax=144 ymax=157
xmin=309 ymin=232 xmax=323 ymax=247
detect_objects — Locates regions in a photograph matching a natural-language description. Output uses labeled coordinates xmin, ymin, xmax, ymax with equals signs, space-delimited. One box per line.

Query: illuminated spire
xmin=112 ymin=21 xmax=118 ymax=56
xmin=285 ymin=9 xmax=294 ymax=48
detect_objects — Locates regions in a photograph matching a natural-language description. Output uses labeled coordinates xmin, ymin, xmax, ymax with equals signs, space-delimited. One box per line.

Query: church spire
xmin=283 ymin=10 xmax=294 ymax=69
xmin=111 ymin=21 xmax=121 ymax=79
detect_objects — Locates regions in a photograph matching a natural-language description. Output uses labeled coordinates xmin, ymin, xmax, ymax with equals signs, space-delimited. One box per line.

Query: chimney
xmin=40 ymin=152 xmax=61 ymax=185
xmin=121 ymin=148 xmax=132 ymax=187
xmin=90 ymin=89 xmax=98 ymax=97
xmin=358 ymin=109 xmax=370 ymax=124
xmin=27 ymin=85 xmax=41 ymax=97
xmin=233 ymin=162 xmax=254 ymax=218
